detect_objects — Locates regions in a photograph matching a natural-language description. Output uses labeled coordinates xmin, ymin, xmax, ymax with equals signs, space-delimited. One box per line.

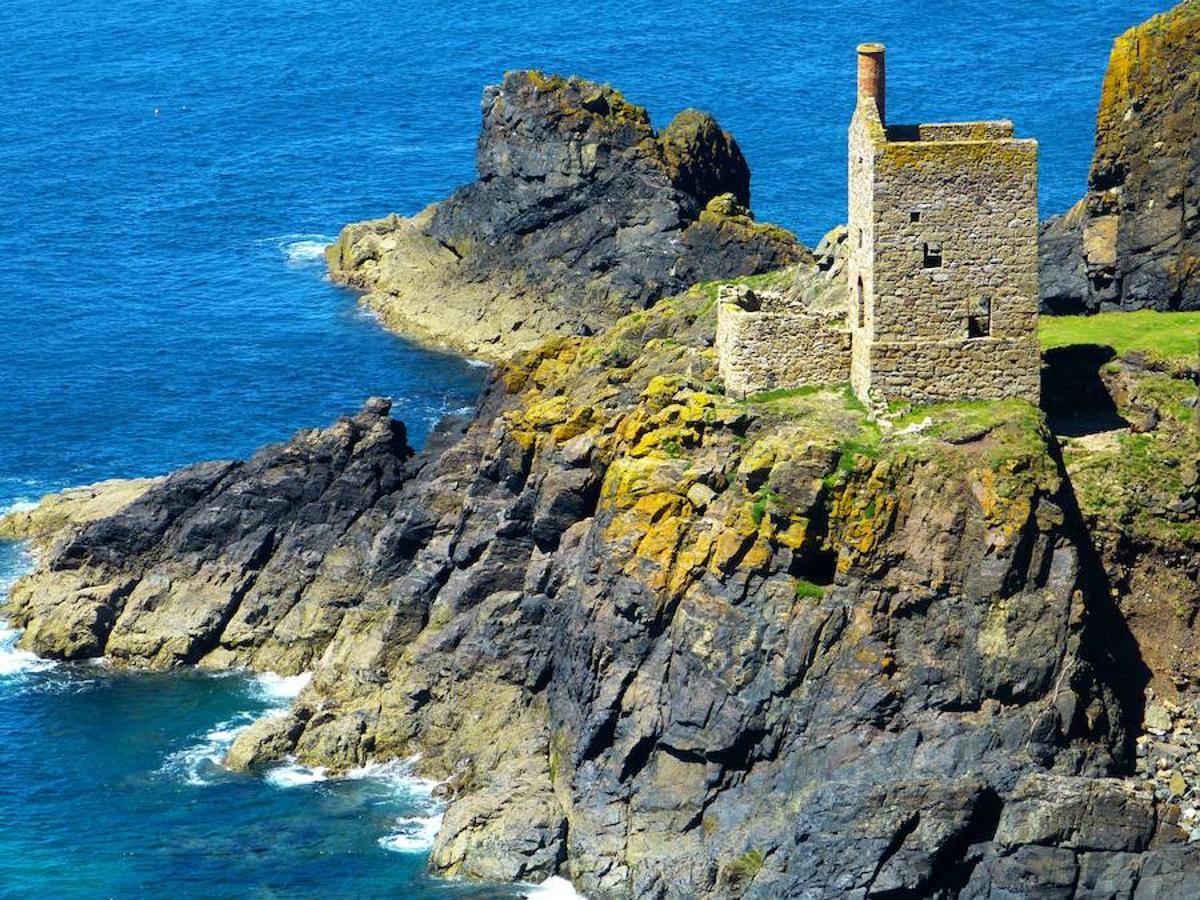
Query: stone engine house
xmin=718 ymin=44 xmax=1041 ymax=406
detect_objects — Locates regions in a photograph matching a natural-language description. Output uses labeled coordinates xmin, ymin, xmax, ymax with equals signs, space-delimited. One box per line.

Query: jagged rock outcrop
xmin=6 ymin=282 xmax=1198 ymax=897
xmin=1040 ymin=0 xmax=1200 ymax=312
xmin=326 ymin=71 xmax=805 ymax=359
xmin=6 ymin=398 xmax=415 ymax=669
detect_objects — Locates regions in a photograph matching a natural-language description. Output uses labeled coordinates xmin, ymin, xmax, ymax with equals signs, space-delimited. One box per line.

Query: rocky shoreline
xmin=3 ymin=3 xmax=1200 ymax=897
xmin=5 ymin=273 xmax=1200 ymax=894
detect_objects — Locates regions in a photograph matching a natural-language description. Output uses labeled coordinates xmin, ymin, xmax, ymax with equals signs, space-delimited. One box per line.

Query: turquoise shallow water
xmin=0 ymin=0 xmax=1170 ymax=895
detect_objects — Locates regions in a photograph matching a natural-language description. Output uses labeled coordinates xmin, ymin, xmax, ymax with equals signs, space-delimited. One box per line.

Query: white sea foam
xmin=164 ymin=670 xmax=309 ymax=786
xmin=265 ymin=762 xmax=328 ymax=788
xmin=162 ymin=711 xmax=259 ymax=786
xmin=521 ymin=876 xmax=588 ymax=899
xmin=378 ymin=813 xmax=443 ymax=853
xmin=1 ymin=499 xmax=38 ymax=516
xmin=0 ymin=542 xmax=53 ymax=679
xmin=346 ymin=756 xmax=440 ymax=796
xmin=0 ymin=623 xmax=56 ymax=677
xmin=275 ymin=234 xmax=333 ymax=267
xmin=285 ymin=240 xmax=330 ymax=264
xmin=467 ymin=358 xmax=491 ymax=368
xmin=251 ymin=670 xmax=311 ymax=704
xmin=345 ymin=756 xmax=446 ymax=853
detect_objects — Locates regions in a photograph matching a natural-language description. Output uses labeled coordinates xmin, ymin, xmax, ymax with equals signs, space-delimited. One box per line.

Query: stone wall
xmin=911 ymin=121 xmax=1014 ymax=142
xmin=847 ymin=94 xmax=1041 ymax=405
xmin=847 ymin=100 xmax=883 ymax=399
xmin=724 ymin=92 xmax=1041 ymax=408
xmin=716 ymin=285 xmax=850 ymax=398
xmin=866 ymin=336 xmax=1041 ymax=405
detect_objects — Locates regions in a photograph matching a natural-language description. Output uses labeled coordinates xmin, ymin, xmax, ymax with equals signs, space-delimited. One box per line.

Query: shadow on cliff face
xmin=1046 ymin=430 xmax=1150 ymax=765
xmin=1041 ymin=344 xmax=1130 ymax=436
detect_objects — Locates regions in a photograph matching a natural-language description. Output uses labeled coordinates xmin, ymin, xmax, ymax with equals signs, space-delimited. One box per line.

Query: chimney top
xmin=856 ymin=43 xmax=886 ymax=125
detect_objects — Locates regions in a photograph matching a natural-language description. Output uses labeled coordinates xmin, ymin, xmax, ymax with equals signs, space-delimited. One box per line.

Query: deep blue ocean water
xmin=0 ymin=1 xmax=1169 ymax=895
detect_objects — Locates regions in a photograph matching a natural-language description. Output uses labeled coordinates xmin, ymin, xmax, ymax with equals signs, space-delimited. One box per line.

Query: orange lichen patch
xmin=776 ymin=519 xmax=810 ymax=551
xmin=501 ymin=336 xmax=579 ymax=393
xmin=830 ymin=460 xmax=902 ymax=571
xmin=519 ymin=395 xmax=572 ymax=429
xmin=877 ymin=137 xmax=1037 ymax=174
xmin=1095 ymin=0 xmax=1200 ymax=160
xmin=971 ymin=466 xmax=1035 ymax=550
xmin=668 ymin=530 xmax=716 ymax=597
xmin=709 ymin=523 xmax=756 ymax=576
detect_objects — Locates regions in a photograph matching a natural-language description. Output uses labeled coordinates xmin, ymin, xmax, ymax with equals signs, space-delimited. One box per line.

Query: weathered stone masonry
xmin=719 ymin=44 xmax=1041 ymax=406
xmin=715 ymin=284 xmax=850 ymax=398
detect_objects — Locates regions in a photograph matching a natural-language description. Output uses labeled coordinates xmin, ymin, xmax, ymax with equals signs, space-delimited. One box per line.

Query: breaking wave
xmin=163 ymin=670 xmax=310 ymax=785
xmin=0 ymin=622 xmax=56 ymax=678
xmin=265 ymin=762 xmax=328 ymax=788
xmin=521 ymin=876 xmax=588 ymax=899
xmin=272 ymin=233 xmax=333 ymax=267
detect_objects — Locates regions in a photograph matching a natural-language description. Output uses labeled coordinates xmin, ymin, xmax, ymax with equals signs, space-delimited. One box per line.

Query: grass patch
xmin=749 ymin=487 xmax=780 ymax=526
xmin=694 ymin=266 xmax=799 ymax=304
xmin=743 ymin=385 xmax=824 ymax=404
xmin=794 ymin=578 xmax=826 ymax=599
xmin=1039 ymin=310 xmax=1200 ymax=362
xmin=724 ymin=849 xmax=765 ymax=886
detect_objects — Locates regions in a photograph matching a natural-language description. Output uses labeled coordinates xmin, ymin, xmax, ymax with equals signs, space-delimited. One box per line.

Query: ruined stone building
xmin=718 ymin=44 xmax=1041 ymax=406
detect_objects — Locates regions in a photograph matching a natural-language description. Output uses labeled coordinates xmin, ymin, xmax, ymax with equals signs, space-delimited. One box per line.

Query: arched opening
xmin=856 ymin=276 xmax=865 ymax=329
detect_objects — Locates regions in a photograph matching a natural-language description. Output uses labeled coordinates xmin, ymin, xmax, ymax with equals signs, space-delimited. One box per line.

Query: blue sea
xmin=0 ymin=1 xmax=1169 ymax=895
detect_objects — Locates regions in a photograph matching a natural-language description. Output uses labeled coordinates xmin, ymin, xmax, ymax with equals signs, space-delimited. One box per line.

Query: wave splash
xmin=275 ymin=234 xmax=333 ymax=267
xmin=343 ymin=758 xmax=444 ymax=854
xmin=521 ymin=876 xmax=589 ymax=899
xmin=251 ymin=670 xmax=311 ymax=702
xmin=163 ymin=670 xmax=311 ymax=786
xmin=0 ymin=540 xmax=51 ymax=680
xmin=162 ymin=709 xmax=261 ymax=786
xmin=0 ymin=622 xmax=56 ymax=678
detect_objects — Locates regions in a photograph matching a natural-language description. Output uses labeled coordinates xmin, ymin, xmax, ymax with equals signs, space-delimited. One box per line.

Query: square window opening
xmin=967 ymin=296 xmax=992 ymax=338
xmin=923 ymin=242 xmax=942 ymax=269
xmin=909 ymin=211 xmax=921 ymax=223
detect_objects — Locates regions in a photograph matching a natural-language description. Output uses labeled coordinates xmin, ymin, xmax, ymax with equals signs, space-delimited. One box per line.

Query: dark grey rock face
xmin=7 ymin=289 xmax=1198 ymax=896
xmin=1038 ymin=3 xmax=1200 ymax=314
xmin=7 ymin=399 xmax=417 ymax=671
xmin=426 ymin=71 xmax=785 ymax=309
xmin=326 ymin=71 xmax=805 ymax=359
xmin=1040 ymin=205 xmax=1090 ymax=315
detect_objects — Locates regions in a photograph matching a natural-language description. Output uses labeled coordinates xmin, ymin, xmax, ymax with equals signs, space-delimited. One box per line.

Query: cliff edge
xmin=6 ymin=269 xmax=1199 ymax=895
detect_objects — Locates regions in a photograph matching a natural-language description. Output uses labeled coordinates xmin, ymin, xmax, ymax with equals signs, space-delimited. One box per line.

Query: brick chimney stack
xmin=857 ymin=43 xmax=886 ymax=125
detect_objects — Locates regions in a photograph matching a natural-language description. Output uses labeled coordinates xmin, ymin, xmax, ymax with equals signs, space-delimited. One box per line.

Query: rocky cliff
xmin=6 ymin=15 xmax=1200 ymax=895
xmin=326 ymin=71 xmax=805 ymax=360
xmin=1040 ymin=0 xmax=1200 ymax=313
xmin=7 ymin=271 xmax=1200 ymax=896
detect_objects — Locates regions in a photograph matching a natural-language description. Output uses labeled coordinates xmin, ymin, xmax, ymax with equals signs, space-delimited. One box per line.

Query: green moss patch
xmin=1039 ymin=310 xmax=1200 ymax=363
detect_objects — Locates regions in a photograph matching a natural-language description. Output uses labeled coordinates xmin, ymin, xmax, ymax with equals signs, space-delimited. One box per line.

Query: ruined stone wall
xmin=913 ymin=121 xmax=1014 ymax=142
xmin=728 ymin=97 xmax=1040 ymax=407
xmin=860 ymin=133 xmax=1041 ymax=403
xmin=716 ymin=286 xmax=850 ymax=398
